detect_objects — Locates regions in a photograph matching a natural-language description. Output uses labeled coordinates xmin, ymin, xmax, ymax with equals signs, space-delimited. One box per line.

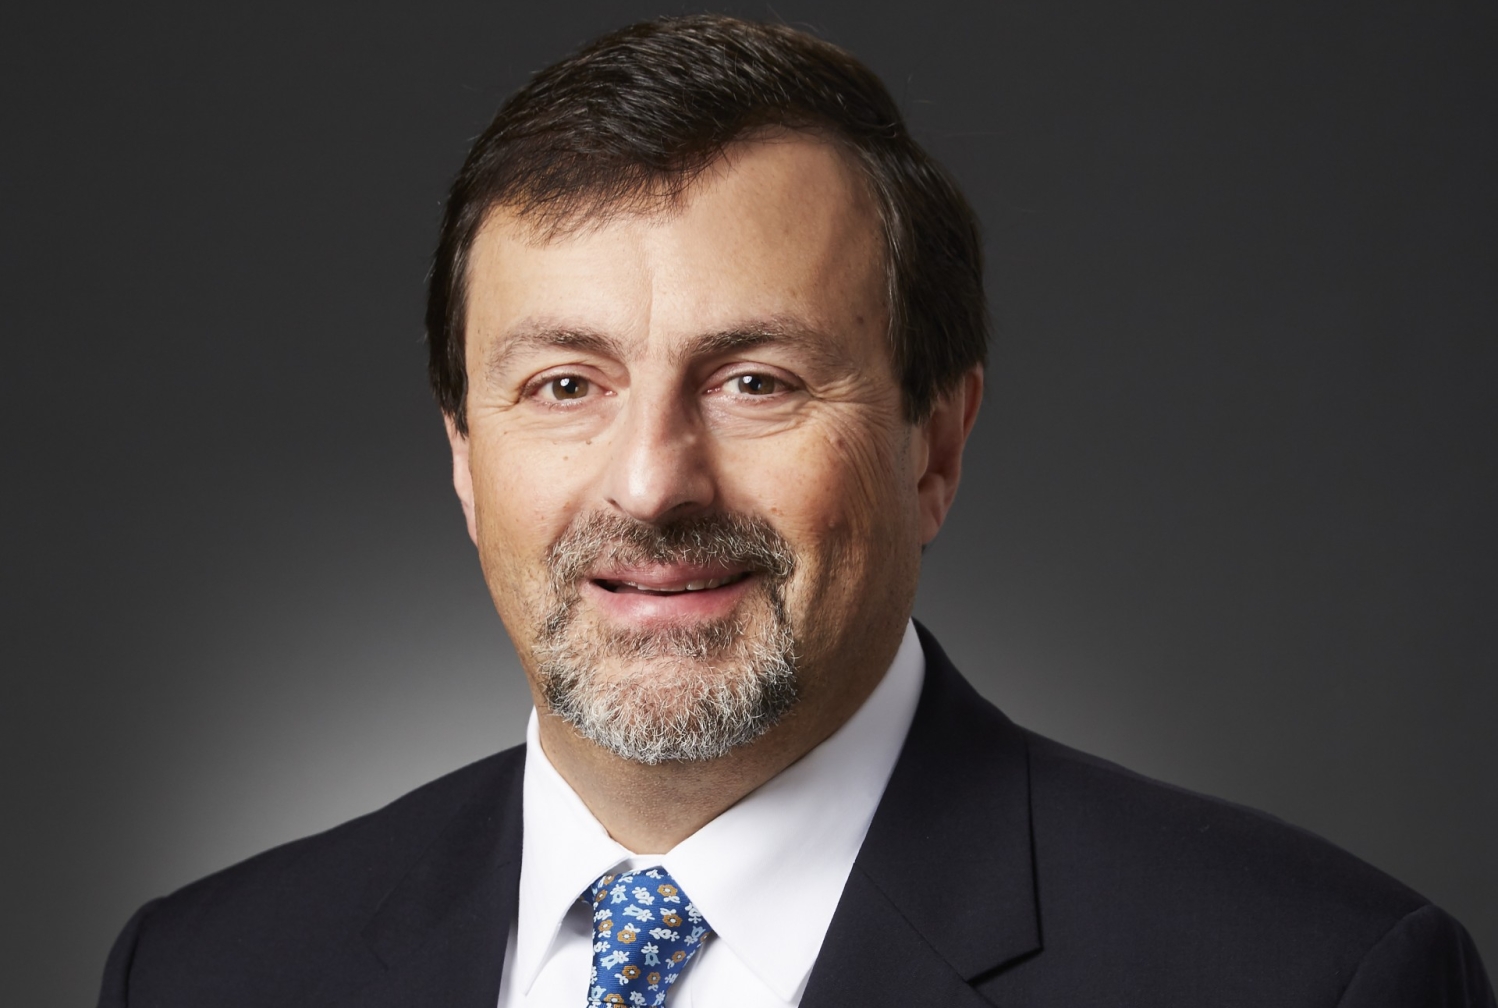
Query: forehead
xmin=463 ymin=135 xmax=887 ymax=356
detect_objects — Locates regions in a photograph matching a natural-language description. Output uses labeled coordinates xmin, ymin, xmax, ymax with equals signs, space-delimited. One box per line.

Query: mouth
xmin=580 ymin=566 xmax=759 ymax=625
xmin=594 ymin=571 xmax=754 ymax=595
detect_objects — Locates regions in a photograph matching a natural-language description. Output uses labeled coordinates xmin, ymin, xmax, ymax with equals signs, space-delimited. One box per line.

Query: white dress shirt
xmin=496 ymin=620 xmax=925 ymax=1008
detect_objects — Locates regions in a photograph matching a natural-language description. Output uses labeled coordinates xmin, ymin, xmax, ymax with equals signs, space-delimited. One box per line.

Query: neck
xmin=532 ymin=647 xmax=893 ymax=854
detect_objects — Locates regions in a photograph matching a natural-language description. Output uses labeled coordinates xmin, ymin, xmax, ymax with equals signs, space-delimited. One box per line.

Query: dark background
xmin=3 ymin=1 xmax=1494 ymax=1003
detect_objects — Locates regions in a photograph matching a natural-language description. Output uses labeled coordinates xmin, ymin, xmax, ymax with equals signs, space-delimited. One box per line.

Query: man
xmin=99 ymin=15 xmax=1492 ymax=1008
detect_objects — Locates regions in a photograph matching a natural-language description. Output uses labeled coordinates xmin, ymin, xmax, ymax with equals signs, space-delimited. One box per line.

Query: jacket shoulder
xmin=1010 ymin=728 xmax=1443 ymax=1000
xmin=100 ymin=746 xmax=524 ymax=1006
xmin=158 ymin=744 xmax=523 ymax=915
xmin=1025 ymin=728 xmax=1426 ymax=919
xmin=903 ymin=629 xmax=1491 ymax=1004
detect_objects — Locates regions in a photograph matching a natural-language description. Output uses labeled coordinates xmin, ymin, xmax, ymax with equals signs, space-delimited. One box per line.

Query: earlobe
xmin=444 ymin=416 xmax=479 ymax=546
xmin=915 ymin=366 xmax=984 ymax=544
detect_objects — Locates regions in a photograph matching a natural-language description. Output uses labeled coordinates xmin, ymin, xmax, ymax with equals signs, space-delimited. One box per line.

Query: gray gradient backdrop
xmin=3 ymin=1 xmax=1495 ymax=1004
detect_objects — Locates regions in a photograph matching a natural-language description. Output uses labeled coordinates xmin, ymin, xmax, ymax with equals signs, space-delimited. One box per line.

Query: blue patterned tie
xmin=584 ymin=866 xmax=713 ymax=1007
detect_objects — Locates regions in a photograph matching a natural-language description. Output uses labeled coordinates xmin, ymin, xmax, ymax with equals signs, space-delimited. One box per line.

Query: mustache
xmin=546 ymin=511 xmax=796 ymax=593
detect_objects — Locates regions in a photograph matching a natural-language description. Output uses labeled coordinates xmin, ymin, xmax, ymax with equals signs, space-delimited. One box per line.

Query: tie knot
xmin=585 ymin=866 xmax=712 ymax=1006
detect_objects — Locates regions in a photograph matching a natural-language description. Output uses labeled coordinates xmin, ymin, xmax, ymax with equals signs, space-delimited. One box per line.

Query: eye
xmin=732 ymin=373 xmax=781 ymax=396
xmin=545 ymin=375 xmax=590 ymax=400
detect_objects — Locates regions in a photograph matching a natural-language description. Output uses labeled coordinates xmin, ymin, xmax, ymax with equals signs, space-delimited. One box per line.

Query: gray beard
xmin=533 ymin=513 xmax=800 ymax=765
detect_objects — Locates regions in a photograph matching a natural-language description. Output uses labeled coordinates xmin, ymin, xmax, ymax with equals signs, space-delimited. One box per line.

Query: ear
xmin=914 ymin=366 xmax=983 ymax=544
xmin=444 ymin=415 xmax=479 ymax=546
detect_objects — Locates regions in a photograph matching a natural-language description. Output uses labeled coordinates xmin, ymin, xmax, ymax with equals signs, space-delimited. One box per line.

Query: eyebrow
xmin=674 ymin=320 xmax=819 ymax=364
xmin=683 ymin=319 xmax=858 ymax=378
xmin=482 ymin=323 xmax=623 ymax=382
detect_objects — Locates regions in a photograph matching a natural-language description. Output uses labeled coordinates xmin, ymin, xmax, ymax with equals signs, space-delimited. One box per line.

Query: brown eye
xmin=549 ymin=376 xmax=589 ymax=400
xmin=734 ymin=373 xmax=778 ymax=395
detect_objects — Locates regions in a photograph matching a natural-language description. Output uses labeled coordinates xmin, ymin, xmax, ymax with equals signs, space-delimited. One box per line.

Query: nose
xmin=602 ymin=382 xmax=715 ymax=523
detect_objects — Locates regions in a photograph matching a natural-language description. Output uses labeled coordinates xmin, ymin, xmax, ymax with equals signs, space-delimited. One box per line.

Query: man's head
xmin=431 ymin=15 xmax=986 ymax=765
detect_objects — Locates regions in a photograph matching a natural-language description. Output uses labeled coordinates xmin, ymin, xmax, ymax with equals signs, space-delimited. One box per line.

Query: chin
xmin=534 ymin=612 xmax=800 ymax=764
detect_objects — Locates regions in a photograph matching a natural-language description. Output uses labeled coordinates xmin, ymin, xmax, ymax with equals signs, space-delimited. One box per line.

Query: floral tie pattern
xmin=585 ymin=866 xmax=712 ymax=1007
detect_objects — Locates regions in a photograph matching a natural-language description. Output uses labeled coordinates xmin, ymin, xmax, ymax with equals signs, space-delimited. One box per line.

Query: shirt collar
xmin=512 ymin=718 xmax=634 ymax=997
xmin=514 ymin=620 xmax=926 ymax=1002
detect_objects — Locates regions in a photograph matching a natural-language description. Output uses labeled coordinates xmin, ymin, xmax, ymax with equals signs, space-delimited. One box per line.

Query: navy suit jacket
xmin=100 ymin=626 xmax=1495 ymax=1006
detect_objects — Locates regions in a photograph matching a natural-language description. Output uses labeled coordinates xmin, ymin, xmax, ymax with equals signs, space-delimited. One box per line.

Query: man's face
xmin=451 ymin=135 xmax=939 ymax=762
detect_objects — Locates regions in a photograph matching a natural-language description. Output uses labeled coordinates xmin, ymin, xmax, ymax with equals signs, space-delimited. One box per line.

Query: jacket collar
xmin=801 ymin=622 xmax=1040 ymax=1006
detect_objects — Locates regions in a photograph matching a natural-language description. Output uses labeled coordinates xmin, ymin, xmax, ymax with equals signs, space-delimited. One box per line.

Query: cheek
xmin=727 ymin=415 xmax=916 ymax=563
xmin=736 ymin=422 xmax=921 ymax=664
xmin=467 ymin=434 xmax=594 ymax=608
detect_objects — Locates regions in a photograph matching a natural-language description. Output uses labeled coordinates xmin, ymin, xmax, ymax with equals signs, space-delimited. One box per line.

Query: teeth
xmin=609 ymin=574 xmax=740 ymax=593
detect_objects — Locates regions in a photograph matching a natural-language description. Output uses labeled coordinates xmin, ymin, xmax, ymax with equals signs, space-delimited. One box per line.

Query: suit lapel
xmin=802 ymin=624 xmax=1041 ymax=1006
xmin=798 ymin=867 xmax=996 ymax=1007
xmin=333 ymin=749 xmax=525 ymax=1008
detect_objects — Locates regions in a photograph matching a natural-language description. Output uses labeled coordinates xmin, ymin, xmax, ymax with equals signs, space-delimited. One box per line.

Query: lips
xmin=581 ymin=564 xmax=758 ymax=624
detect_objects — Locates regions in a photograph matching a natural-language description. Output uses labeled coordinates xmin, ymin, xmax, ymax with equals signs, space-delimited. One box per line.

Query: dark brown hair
xmin=427 ymin=14 xmax=987 ymax=433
